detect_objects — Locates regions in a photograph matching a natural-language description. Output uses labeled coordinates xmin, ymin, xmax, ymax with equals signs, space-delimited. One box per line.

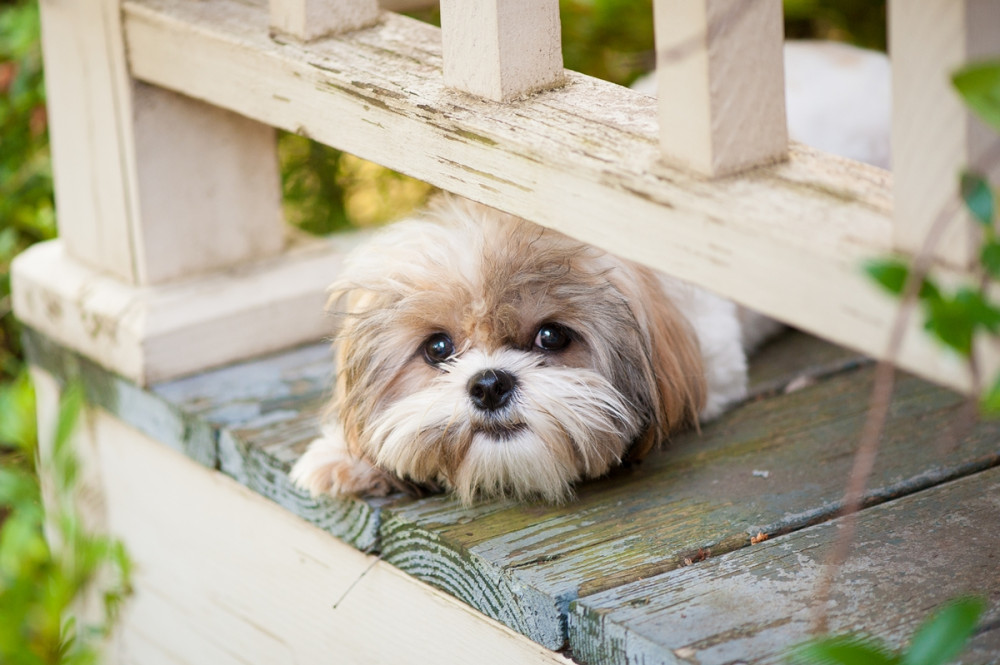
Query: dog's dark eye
xmin=422 ymin=333 xmax=455 ymax=364
xmin=534 ymin=323 xmax=572 ymax=352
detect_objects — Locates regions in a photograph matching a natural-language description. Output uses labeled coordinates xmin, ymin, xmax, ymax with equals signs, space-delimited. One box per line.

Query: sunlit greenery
xmin=0 ymin=378 xmax=132 ymax=665
xmin=0 ymin=0 xmax=55 ymax=384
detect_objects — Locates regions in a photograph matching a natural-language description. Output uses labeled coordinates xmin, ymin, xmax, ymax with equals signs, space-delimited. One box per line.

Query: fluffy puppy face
xmin=330 ymin=197 xmax=705 ymax=503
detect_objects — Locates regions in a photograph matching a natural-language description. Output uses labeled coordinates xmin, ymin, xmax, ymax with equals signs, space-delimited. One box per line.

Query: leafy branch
xmin=794 ymin=597 xmax=986 ymax=665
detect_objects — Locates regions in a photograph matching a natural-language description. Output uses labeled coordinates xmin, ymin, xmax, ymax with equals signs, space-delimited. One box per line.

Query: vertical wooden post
xmin=39 ymin=0 xmax=285 ymax=286
xmin=270 ymin=0 xmax=380 ymax=41
xmin=17 ymin=0 xmax=345 ymax=384
xmin=653 ymin=0 xmax=787 ymax=177
xmin=440 ymin=0 xmax=564 ymax=102
xmin=890 ymin=0 xmax=1000 ymax=268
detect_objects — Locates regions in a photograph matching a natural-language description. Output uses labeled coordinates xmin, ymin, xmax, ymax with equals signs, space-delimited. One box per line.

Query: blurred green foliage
xmin=0 ymin=377 xmax=133 ymax=665
xmin=561 ymin=0 xmax=655 ymax=87
xmin=0 ymin=0 xmax=56 ymax=385
xmin=791 ymin=596 xmax=986 ymax=665
xmin=784 ymin=0 xmax=886 ymax=51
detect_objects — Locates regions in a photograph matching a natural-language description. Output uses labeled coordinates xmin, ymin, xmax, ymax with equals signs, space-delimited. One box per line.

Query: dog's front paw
xmin=290 ymin=429 xmax=402 ymax=498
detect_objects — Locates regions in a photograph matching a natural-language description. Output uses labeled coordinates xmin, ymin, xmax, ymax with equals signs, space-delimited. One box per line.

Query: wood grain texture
xmin=653 ymin=0 xmax=787 ymax=175
xmin=890 ymin=0 xmax=1000 ymax=268
xmin=745 ymin=328 xmax=870 ymax=398
xmin=119 ymin=0 xmax=998 ymax=396
xmin=440 ymin=0 xmax=563 ymax=101
xmin=24 ymin=327 xmax=385 ymax=552
xmin=568 ymin=466 xmax=1000 ymax=665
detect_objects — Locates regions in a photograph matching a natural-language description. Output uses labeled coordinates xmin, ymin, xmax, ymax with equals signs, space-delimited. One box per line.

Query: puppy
xmin=291 ymin=196 xmax=749 ymax=503
xmin=292 ymin=40 xmax=890 ymax=504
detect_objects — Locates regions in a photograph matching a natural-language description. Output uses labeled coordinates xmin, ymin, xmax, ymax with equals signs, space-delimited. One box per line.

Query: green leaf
xmin=865 ymin=259 xmax=910 ymax=296
xmin=792 ymin=635 xmax=901 ymax=665
xmin=923 ymin=295 xmax=976 ymax=357
xmin=953 ymin=61 xmax=1000 ymax=133
xmin=959 ymin=171 xmax=995 ymax=227
xmin=864 ymin=259 xmax=940 ymax=301
xmin=980 ymin=373 xmax=1000 ymax=416
xmin=902 ymin=596 xmax=985 ymax=665
xmin=981 ymin=240 xmax=1000 ymax=279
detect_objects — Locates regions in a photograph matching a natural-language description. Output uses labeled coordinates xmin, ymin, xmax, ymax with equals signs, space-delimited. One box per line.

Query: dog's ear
xmin=625 ymin=267 xmax=706 ymax=462
xmin=327 ymin=286 xmax=370 ymax=460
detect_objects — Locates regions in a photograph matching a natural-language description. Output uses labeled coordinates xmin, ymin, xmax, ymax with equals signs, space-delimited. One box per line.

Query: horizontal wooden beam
xmin=119 ymin=0 xmax=984 ymax=391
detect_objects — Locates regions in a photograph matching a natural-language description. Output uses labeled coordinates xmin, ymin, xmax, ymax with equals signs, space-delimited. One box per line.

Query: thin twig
xmin=811 ymin=200 xmax=958 ymax=634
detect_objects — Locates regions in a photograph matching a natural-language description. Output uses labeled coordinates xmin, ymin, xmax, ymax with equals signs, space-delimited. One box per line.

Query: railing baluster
xmin=653 ymin=0 xmax=787 ymax=176
xmin=270 ymin=0 xmax=380 ymax=41
xmin=890 ymin=0 xmax=1000 ymax=268
xmin=440 ymin=0 xmax=564 ymax=102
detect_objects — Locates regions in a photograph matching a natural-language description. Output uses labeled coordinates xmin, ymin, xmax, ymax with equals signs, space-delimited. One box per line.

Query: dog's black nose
xmin=467 ymin=369 xmax=517 ymax=411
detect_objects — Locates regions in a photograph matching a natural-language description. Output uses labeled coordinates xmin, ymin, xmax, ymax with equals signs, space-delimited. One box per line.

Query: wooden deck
xmin=25 ymin=327 xmax=1000 ymax=663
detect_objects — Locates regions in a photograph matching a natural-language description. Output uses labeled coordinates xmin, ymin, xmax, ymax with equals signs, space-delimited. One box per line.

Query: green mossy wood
xmin=25 ymin=327 xmax=1000 ymax=658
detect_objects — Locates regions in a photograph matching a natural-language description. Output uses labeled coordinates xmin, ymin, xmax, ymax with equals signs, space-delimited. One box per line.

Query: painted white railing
xmin=12 ymin=0 xmax=1000 ymax=391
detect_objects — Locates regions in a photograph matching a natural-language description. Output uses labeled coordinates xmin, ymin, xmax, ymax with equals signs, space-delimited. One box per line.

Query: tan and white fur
xmin=291 ymin=40 xmax=890 ymax=504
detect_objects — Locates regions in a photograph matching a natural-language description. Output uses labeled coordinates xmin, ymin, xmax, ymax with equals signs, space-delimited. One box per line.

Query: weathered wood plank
xmin=152 ymin=340 xmax=394 ymax=552
xmin=218 ymin=401 xmax=388 ymax=551
xmin=22 ymin=327 xmax=219 ymax=468
xmin=567 ymin=466 xmax=1000 ymax=665
xmin=746 ymin=328 xmax=870 ymax=398
xmin=120 ymin=0 xmax=998 ymax=393
xmin=25 ymin=326 xmax=384 ymax=551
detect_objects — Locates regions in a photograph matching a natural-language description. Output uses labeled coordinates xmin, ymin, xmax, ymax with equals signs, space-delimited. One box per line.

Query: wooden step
xmin=569 ymin=465 xmax=1000 ymax=665
xmin=24 ymin=327 xmax=1000 ymax=658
